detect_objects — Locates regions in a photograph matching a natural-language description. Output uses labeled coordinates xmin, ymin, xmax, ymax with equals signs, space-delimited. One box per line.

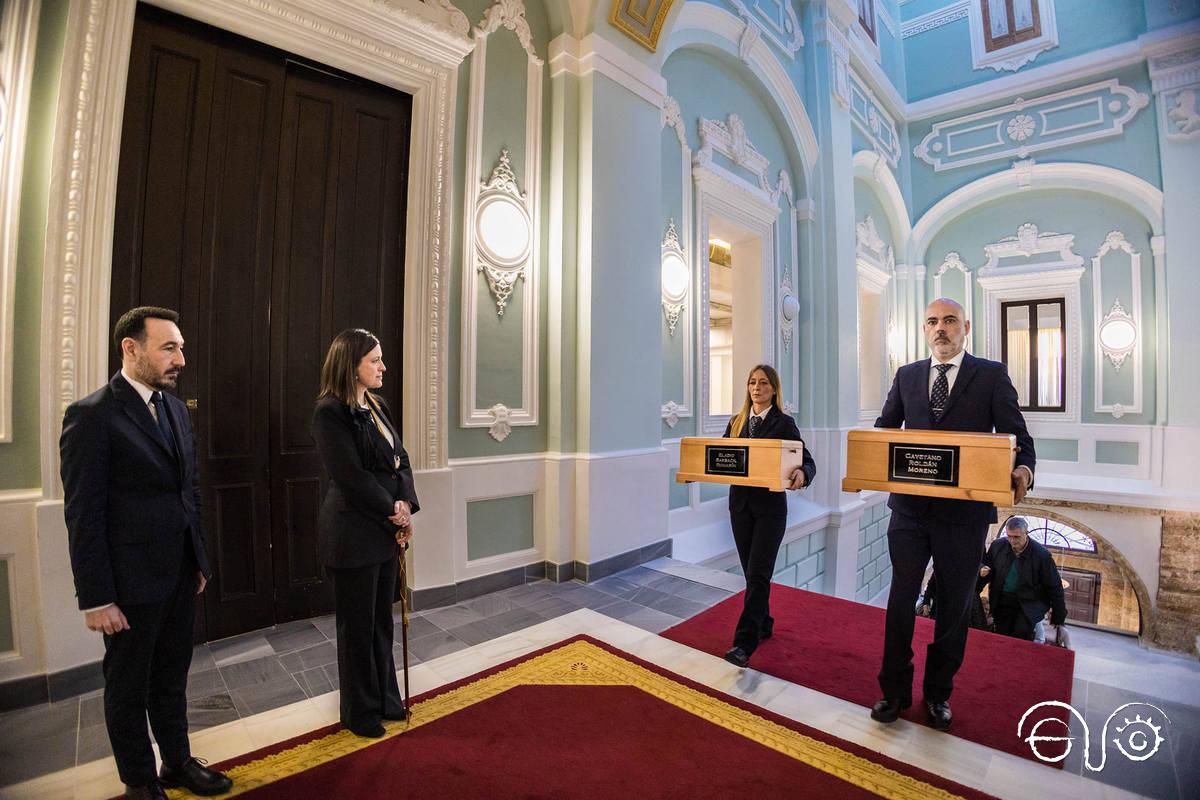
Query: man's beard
xmin=136 ymin=358 xmax=179 ymax=390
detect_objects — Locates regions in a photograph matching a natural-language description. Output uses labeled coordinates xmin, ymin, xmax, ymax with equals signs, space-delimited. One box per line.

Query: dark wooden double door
xmin=110 ymin=6 xmax=411 ymax=640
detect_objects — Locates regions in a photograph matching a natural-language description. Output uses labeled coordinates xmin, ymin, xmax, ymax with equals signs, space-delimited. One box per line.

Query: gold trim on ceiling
xmin=609 ymin=0 xmax=676 ymax=52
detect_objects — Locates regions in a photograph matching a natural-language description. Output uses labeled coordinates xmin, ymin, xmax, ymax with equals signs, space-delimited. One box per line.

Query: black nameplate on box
xmin=888 ymin=443 xmax=960 ymax=486
xmin=706 ymin=445 xmax=749 ymax=477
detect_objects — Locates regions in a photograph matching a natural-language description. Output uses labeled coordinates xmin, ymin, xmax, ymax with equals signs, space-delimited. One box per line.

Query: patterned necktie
xmin=150 ymin=392 xmax=177 ymax=458
xmin=748 ymin=414 xmax=762 ymax=438
xmin=930 ymin=363 xmax=953 ymax=423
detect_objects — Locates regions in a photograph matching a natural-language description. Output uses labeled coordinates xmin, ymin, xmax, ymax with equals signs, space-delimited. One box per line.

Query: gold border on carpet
xmin=185 ymin=640 xmax=967 ymax=800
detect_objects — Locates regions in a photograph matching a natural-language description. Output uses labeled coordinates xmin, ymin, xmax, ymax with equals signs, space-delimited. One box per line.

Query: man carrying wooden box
xmin=868 ymin=298 xmax=1035 ymax=732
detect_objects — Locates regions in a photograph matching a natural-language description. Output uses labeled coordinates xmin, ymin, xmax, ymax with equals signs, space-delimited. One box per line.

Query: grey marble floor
xmin=2 ymin=561 xmax=1195 ymax=799
xmin=0 ymin=563 xmax=732 ymax=788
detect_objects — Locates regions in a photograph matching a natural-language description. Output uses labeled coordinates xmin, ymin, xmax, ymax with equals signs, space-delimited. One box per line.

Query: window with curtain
xmin=858 ymin=0 xmax=876 ymax=43
xmin=1001 ymin=298 xmax=1064 ymax=412
xmin=982 ymin=0 xmax=1041 ymax=52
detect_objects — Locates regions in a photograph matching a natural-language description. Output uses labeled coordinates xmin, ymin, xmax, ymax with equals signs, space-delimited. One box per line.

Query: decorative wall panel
xmin=1092 ymin=231 xmax=1143 ymax=418
xmin=661 ymin=96 xmax=693 ymax=429
xmin=914 ymin=79 xmax=1150 ymax=171
xmin=727 ymin=0 xmax=804 ymax=60
xmin=461 ymin=0 xmax=543 ymax=443
xmin=850 ymin=71 xmax=900 ymax=167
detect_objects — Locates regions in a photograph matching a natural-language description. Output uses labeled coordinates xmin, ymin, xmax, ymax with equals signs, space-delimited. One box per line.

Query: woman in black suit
xmin=722 ymin=364 xmax=815 ymax=668
xmin=312 ymin=329 xmax=419 ymax=738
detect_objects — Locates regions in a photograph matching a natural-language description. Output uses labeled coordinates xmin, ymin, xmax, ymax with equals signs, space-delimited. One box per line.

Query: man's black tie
xmin=749 ymin=414 xmax=762 ymax=438
xmin=151 ymin=392 xmax=177 ymax=458
xmin=930 ymin=363 xmax=953 ymax=423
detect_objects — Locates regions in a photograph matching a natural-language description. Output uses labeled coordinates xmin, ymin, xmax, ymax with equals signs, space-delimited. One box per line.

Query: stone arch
xmin=993 ymin=505 xmax=1155 ymax=641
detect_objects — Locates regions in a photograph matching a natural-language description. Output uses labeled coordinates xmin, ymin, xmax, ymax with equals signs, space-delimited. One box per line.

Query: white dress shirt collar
xmin=929 ymin=349 xmax=966 ymax=371
xmin=120 ymin=368 xmax=158 ymax=406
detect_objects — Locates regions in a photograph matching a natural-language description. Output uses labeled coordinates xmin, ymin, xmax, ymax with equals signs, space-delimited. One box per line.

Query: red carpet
xmin=194 ymin=636 xmax=999 ymax=799
xmin=662 ymin=585 xmax=1074 ymax=764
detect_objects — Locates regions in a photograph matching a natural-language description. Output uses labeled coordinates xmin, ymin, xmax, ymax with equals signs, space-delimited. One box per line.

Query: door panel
xmin=114 ymin=6 xmax=410 ymax=639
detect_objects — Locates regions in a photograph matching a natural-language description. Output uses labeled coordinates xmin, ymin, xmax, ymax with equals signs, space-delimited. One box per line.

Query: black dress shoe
xmin=383 ymin=707 xmax=408 ymax=721
xmin=925 ymin=700 xmax=952 ymax=731
xmin=124 ymin=782 xmax=167 ymax=800
xmin=723 ymin=646 xmax=750 ymax=668
xmin=346 ymin=721 xmax=386 ymax=738
xmin=159 ymin=757 xmax=232 ymax=796
xmin=869 ymin=697 xmax=912 ymax=723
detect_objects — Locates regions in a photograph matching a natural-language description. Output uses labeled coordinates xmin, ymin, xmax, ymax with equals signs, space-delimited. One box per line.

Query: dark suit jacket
xmin=723 ymin=405 xmax=816 ymax=516
xmin=311 ymin=395 xmax=420 ymax=569
xmin=60 ymin=372 xmax=211 ymax=609
xmin=978 ymin=537 xmax=1067 ymax=626
xmin=875 ymin=352 xmax=1035 ymax=525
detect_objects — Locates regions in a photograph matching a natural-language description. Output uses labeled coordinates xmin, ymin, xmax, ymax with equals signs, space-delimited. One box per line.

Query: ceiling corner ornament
xmin=475 ymin=0 xmax=542 ymax=64
xmin=729 ymin=0 xmax=803 ymax=60
xmin=662 ymin=400 xmax=682 ymax=428
xmin=914 ymin=80 xmax=1150 ymax=172
xmin=661 ymin=219 xmax=688 ymax=337
xmin=608 ymin=0 xmax=675 ymax=52
xmin=475 ymin=149 xmax=533 ymax=316
xmin=661 ymin=95 xmax=686 ymax=146
xmin=487 ymin=403 xmax=512 ymax=441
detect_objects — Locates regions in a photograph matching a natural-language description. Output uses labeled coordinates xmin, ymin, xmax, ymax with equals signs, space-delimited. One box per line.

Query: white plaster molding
xmin=547 ymin=33 xmax=666 ymax=108
xmin=855 ymin=215 xmax=886 ymax=264
xmin=981 ymin=223 xmax=1084 ymax=270
xmin=976 ymin=258 xmax=1084 ymax=425
xmin=931 ymin=251 xmax=974 ymax=326
xmin=1092 ymin=231 xmax=1143 ymax=417
xmin=662 ymin=400 xmax=684 ymax=429
xmin=849 ymin=71 xmax=901 ymax=168
xmin=910 ymin=162 xmax=1164 ymax=266
xmin=727 ymin=0 xmax=804 ymax=59
xmin=1163 ymin=88 xmax=1200 ymax=139
xmin=914 ymin=79 xmax=1150 ymax=171
xmin=876 ymin=2 xmax=898 ymax=37
xmin=661 ymin=95 xmax=686 ymax=145
xmin=780 ymin=268 xmax=797 ymax=352
xmin=0 ymin=0 xmax=39 ymax=443
xmin=966 ymin=0 xmax=1058 ymax=72
xmin=661 ymin=219 xmax=688 ymax=338
xmin=1146 ymin=38 xmax=1200 ymax=94
xmin=694 ymin=114 xmax=796 ymax=209
xmin=852 ymin=150 xmax=911 ymax=262
xmin=901 ymin=0 xmax=969 ymax=39
xmin=667 ymin=4 xmax=819 ymax=185
xmin=41 ymin=0 xmax=473 ymax=493
xmin=460 ymin=9 xmax=542 ymax=436
xmin=474 ymin=0 xmax=542 ymax=65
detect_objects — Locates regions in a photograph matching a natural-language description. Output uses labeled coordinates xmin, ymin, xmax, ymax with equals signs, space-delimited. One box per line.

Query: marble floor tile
xmin=641 ymin=593 xmax=706 ymax=620
xmin=392 ymin=642 xmax=424 ymax=670
xmin=640 ymin=558 xmax=747 ymax=592
xmin=77 ymin=695 xmax=104 ymax=730
xmin=422 ymin=604 xmax=485 ymax=631
xmin=0 ymin=702 xmax=78 ymax=786
xmin=395 ymin=614 xmax=441 ymax=641
xmin=186 ymin=692 xmax=239 ymax=732
xmin=620 ymin=606 xmax=683 ymax=634
xmin=310 ymin=614 xmax=338 ymax=641
xmin=487 ymin=606 xmax=545 ymax=636
xmin=184 ymin=668 xmax=226 ymax=700
xmin=592 ymin=598 xmax=643 ymax=620
xmin=589 ymin=575 xmax=643 ymax=600
xmin=461 ymin=593 xmax=518 ymax=617
xmin=670 ymin=581 xmax=734 ymax=606
xmin=445 ymin=618 xmax=506 ymax=647
xmin=209 ymin=631 xmax=275 ymax=667
xmin=523 ymin=595 xmax=584 ymax=619
xmin=188 ymin=645 xmax=215 ymax=675
xmin=322 ymin=665 xmax=340 ymax=692
xmin=241 ymin=697 xmax=330 ymax=750
xmin=279 ymin=641 xmax=338 ymax=674
xmin=230 ymin=675 xmax=307 ymax=718
xmin=218 ymin=654 xmax=292 ymax=692
xmin=408 ymin=631 xmax=470 ymax=663
xmin=265 ymin=621 xmax=327 ymax=655
xmin=625 ymin=585 xmax=673 ymax=609
xmin=74 ymin=722 xmax=113 ymax=765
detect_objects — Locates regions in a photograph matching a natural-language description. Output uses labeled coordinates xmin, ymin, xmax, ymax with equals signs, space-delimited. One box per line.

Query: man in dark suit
xmin=871 ymin=298 xmax=1035 ymax=731
xmin=979 ymin=517 xmax=1067 ymax=642
xmin=60 ymin=307 xmax=232 ymax=799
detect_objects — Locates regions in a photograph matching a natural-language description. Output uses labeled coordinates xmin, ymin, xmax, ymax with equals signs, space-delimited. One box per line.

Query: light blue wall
xmin=854 ymin=178 xmax=897 ymax=249
xmin=908 ymin=64 xmax=1161 ymax=221
xmin=773 ymin=529 xmax=826 ymax=592
xmin=466 ymin=495 xmax=535 ymax=560
xmin=925 ymin=190 xmax=1157 ymax=425
xmin=1144 ymin=0 xmax=1200 ymax=29
xmin=903 ymin=0 xmax=1147 ymax=101
xmin=447 ymin=0 xmax=553 ymax=458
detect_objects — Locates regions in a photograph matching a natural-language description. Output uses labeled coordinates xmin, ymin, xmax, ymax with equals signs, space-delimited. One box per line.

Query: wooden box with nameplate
xmin=676 ymin=437 xmax=807 ymax=492
xmin=841 ymin=428 xmax=1017 ymax=506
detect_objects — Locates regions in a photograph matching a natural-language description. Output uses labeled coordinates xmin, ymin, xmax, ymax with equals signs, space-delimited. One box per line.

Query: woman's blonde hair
xmin=318 ymin=328 xmax=380 ymax=405
xmin=728 ymin=363 xmax=784 ymax=437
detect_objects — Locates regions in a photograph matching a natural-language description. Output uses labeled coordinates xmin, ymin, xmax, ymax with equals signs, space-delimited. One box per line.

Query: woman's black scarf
xmin=350 ymin=400 xmax=390 ymax=471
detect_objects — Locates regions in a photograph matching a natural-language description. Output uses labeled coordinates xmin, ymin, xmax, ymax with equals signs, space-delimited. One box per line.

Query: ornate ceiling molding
xmin=475 ymin=0 xmax=542 ymax=65
xmin=608 ymin=0 xmax=675 ymax=52
xmin=728 ymin=0 xmax=804 ymax=60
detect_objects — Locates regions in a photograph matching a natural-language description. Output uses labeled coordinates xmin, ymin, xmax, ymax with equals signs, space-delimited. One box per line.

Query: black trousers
xmin=878 ymin=511 xmax=987 ymax=704
xmin=329 ymin=559 xmax=404 ymax=731
xmin=103 ymin=563 xmax=196 ymax=786
xmin=992 ymin=594 xmax=1036 ymax=640
xmin=730 ymin=508 xmax=787 ymax=654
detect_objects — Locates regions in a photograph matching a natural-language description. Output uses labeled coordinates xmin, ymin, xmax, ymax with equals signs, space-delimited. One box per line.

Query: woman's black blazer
xmin=723 ymin=405 xmax=816 ymax=516
xmin=311 ymin=395 xmax=420 ymax=569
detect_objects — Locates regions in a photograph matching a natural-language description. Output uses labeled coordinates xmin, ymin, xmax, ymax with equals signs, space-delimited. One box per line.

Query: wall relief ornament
xmin=728 ymin=0 xmax=803 ymax=60
xmin=661 ymin=219 xmax=688 ymax=337
xmin=487 ymin=403 xmax=512 ymax=441
xmin=475 ymin=149 xmax=533 ymax=316
xmin=662 ymin=400 xmax=683 ymax=428
xmin=475 ymin=0 xmax=542 ymax=64
xmin=661 ymin=95 xmax=686 ymax=145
